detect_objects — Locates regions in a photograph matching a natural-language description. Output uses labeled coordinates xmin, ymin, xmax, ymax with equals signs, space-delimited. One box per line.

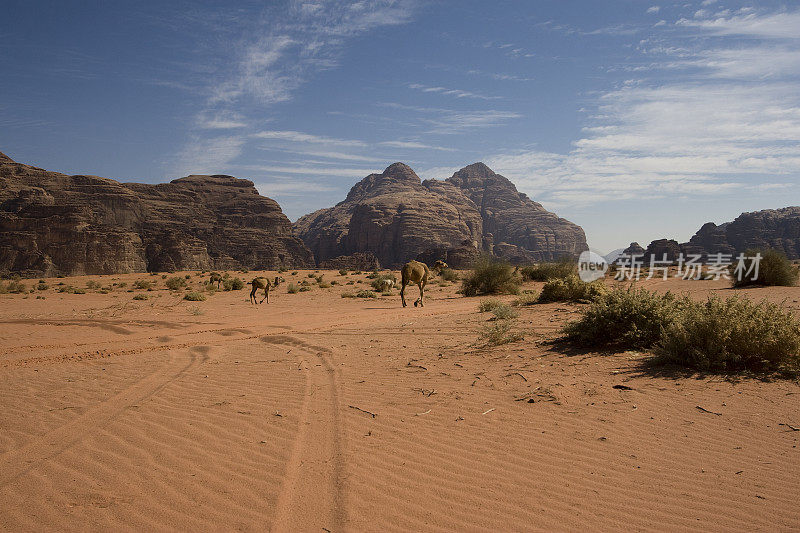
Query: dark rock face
xmin=634 ymin=207 xmax=800 ymax=262
xmin=0 ymin=152 xmax=313 ymax=276
xmin=319 ymin=252 xmax=381 ymax=271
xmin=644 ymin=239 xmax=682 ymax=262
xmin=294 ymin=162 xmax=588 ymax=267
xmin=621 ymin=242 xmax=646 ymax=257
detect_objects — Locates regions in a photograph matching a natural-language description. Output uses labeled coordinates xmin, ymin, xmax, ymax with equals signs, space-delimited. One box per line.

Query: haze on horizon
xmin=2 ymin=0 xmax=799 ymax=253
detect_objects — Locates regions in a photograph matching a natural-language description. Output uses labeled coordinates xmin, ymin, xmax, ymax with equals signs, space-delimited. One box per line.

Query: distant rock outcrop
xmin=294 ymin=162 xmax=588 ymax=267
xmin=621 ymin=207 xmax=800 ymax=262
xmin=0 ymin=151 xmax=313 ymax=276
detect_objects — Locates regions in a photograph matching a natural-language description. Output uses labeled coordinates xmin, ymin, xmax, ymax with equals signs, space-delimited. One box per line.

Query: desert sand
xmin=1 ymin=271 xmax=799 ymax=532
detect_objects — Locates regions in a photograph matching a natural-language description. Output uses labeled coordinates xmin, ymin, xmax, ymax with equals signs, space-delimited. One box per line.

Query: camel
xmin=249 ymin=276 xmax=283 ymax=304
xmin=400 ymin=260 xmax=448 ymax=307
xmin=376 ymin=278 xmax=395 ymax=292
xmin=209 ymin=272 xmax=223 ymax=289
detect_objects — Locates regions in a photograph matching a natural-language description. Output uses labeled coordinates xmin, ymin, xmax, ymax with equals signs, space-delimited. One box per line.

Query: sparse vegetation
xmin=520 ymin=259 xmax=575 ymax=281
xmin=0 ymin=280 xmax=27 ymax=294
xmin=658 ymin=296 xmax=800 ymax=372
xmin=731 ymin=249 xmax=798 ymax=288
xmin=478 ymin=298 xmax=504 ymax=312
xmin=223 ymin=277 xmax=245 ymax=291
xmin=491 ymin=304 xmax=518 ymax=320
xmin=439 ymin=267 xmax=459 ymax=282
xmin=86 ymin=280 xmax=101 ymax=289
xmin=339 ymin=269 xmax=348 ymax=276
xmin=341 ymin=291 xmax=356 ymax=298
xmin=513 ymin=292 xmax=539 ymax=306
xmin=538 ymin=274 xmax=607 ymax=303
xmin=183 ymin=291 xmax=206 ymax=301
xmin=36 ymin=281 xmax=49 ymax=291
xmin=318 ymin=281 xmax=331 ymax=288
xmin=561 ymin=287 xmax=686 ymax=350
xmin=287 ymin=283 xmax=299 ymax=294
xmin=166 ymin=276 xmax=186 ymax=290
xmin=479 ymin=320 xmax=524 ymax=346
xmin=133 ymin=294 xmax=148 ymax=301
xmin=461 ymin=256 xmax=521 ymax=297
xmin=134 ymin=279 xmax=154 ymax=290
xmin=370 ymin=273 xmax=397 ymax=292
xmin=355 ymin=290 xmax=377 ymax=298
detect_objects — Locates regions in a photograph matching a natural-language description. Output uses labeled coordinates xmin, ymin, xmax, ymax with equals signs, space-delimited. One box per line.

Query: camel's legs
xmin=400 ymin=281 xmax=408 ymax=307
xmin=260 ymin=286 xmax=269 ymax=304
xmin=250 ymin=285 xmax=258 ymax=304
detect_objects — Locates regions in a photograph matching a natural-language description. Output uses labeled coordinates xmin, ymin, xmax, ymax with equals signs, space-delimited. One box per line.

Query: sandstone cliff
xmin=0 ymin=151 xmax=313 ymax=276
xmin=294 ymin=162 xmax=588 ymax=267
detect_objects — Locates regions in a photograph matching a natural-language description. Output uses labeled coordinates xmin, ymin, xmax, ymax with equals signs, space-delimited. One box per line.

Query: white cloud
xmin=646 ymin=6 xmax=660 ymax=14
xmin=195 ymin=111 xmax=248 ymax=129
xmin=173 ymin=135 xmax=245 ymax=176
xmin=253 ymin=129 xmax=367 ymax=147
xmin=425 ymin=110 xmax=523 ymax=133
xmin=407 ymin=83 xmax=501 ymax=100
xmin=379 ymin=140 xmax=456 ymax=151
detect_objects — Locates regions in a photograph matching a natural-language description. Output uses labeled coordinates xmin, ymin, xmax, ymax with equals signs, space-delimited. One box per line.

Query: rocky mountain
xmin=0 ymin=152 xmax=313 ymax=276
xmin=620 ymin=207 xmax=800 ymax=262
xmin=294 ymin=162 xmax=588 ymax=267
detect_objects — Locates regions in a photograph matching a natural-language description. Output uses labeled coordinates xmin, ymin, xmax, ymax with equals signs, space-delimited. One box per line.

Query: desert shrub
xmin=223 ymin=277 xmax=244 ymax=291
xmin=657 ymin=296 xmax=800 ymax=372
xmin=1 ymin=280 xmax=28 ymax=294
xmin=461 ymin=256 xmax=521 ymax=297
xmin=370 ymin=273 xmax=397 ymax=291
xmin=513 ymin=292 xmax=539 ymax=306
xmin=561 ymin=287 xmax=688 ymax=350
xmin=307 ymin=273 xmax=316 ymax=278
xmin=161 ymin=274 xmax=168 ymax=279
xmin=356 ymin=290 xmax=377 ymax=298
xmin=731 ymin=249 xmax=798 ymax=288
xmin=166 ymin=277 xmax=186 ymax=290
xmin=36 ymin=282 xmax=49 ymax=291
xmin=86 ymin=280 xmax=101 ymax=289
xmin=184 ymin=291 xmax=206 ymax=301
xmin=299 ymin=286 xmax=311 ymax=292
xmin=492 ymin=304 xmax=518 ymax=320
xmin=538 ymin=275 xmax=607 ymax=303
xmin=478 ymin=298 xmax=504 ymax=312
xmin=318 ymin=281 xmax=331 ymax=289
xmin=133 ymin=294 xmax=148 ymax=301
xmin=117 ymin=281 xmax=127 ymax=288
xmin=479 ymin=320 xmax=524 ymax=346
xmin=330 ymin=280 xmax=338 ymax=286
xmin=204 ymin=282 xmax=218 ymax=293
xmin=72 ymin=288 xmax=86 ymax=294
xmin=184 ymin=274 xmax=191 ymax=279
xmin=439 ymin=268 xmax=459 ymax=282
xmin=287 ymin=283 xmax=299 ymax=294
xmin=278 ymin=267 xmax=288 ymax=273
xmin=315 ymin=274 xmax=325 ymax=284
xmin=339 ymin=269 xmax=348 ymax=276
xmin=134 ymin=279 xmax=153 ymax=290
xmin=520 ymin=259 xmax=575 ymax=281
xmin=341 ymin=291 xmax=356 ymax=298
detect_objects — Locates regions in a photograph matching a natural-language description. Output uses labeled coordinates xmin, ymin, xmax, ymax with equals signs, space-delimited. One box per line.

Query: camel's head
xmin=273 ymin=276 xmax=285 ymax=286
xmin=433 ymin=260 xmax=448 ymax=272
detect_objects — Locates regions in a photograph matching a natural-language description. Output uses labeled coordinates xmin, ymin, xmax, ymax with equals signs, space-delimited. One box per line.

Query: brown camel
xmin=209 ymin=271 xmax=223 ymax=289
xmin=249 ymin=276 xmax=283 ymax=304
xmin=400 ymin=260 xmax=448 ymax=307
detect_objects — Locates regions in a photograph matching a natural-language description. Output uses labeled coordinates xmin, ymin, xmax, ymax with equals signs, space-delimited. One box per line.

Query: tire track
xmin=0 ymin=348 xmax=198 ymax=488
xmin=263 ymin=335 xmax=347 ymax=533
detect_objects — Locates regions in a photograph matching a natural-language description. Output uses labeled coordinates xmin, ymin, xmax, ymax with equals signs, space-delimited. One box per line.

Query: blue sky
xmin=2 ymin=0 xmax=799 ymax=253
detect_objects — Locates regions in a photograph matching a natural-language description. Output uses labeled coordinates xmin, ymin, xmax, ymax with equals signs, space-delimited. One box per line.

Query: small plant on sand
xmin=183 ymin=291 xmax=206 ymax=301
xmin=134 ymin=279 xmax=154 ymax=290
xmin=86 ymin=280 xmax=101 ymax=289
xmin=478 ymin=298 xmax=504 ymax=312
xmin=278 ymin=267 xmax=288 ymax=273
xmin=479 ymin=320 xmax=524 ymax=346
xmin=223 ymin=277 xmax=245 ymax=291
xmin=72 ymin=288 xmax=86 ymax=294
xmin=318 ymin=281 xmax=331 ymax=289
xmin=491 ymin=304 xmax=518 ymax=320
xmin=370 ymin=273 xmax=397 ymax=292
xmin=166 ymin=276 xmax=186 ymax=291
xmin=355 ymin=290 xmax=377 ymax=298
xmin=520 ymin=259 xmax=576 ymax=282
xmin=291 ymin=271 xmax=298 ymax=276
xmin=133 ymin=294 xmax=148 ymax=301
xmin=562 ymin=287 xmax=686 ymax=350
xmin=287 ymin=283 xmax=299 ymax=294
xmin=513 ymin=292 xmax=539 ymax=306
xmin=341 ymin=291 xmax=356 ymax=298
xmin=461 ymin=255 xmax=521 ymax=297
xmin=439 ymin=267 xmax=459 ymax=282
xmin=731 ymin=249 xmax=798 ymax=288
xmin=538 ymin=274 xmax=607 ymax=303
xmin=188 ymin=306 xmax=204 ymax=316
xmin=339 ymin=269 xmax=348 ymax=276
xmin=657 ymin=296 xmax=800 ymax=372
xmin=307 ymin=273 xmax=316 ymax=279
xmin=36 ymin=281 xmax=49 ymax=291
xmin=2 ymin=280 xmax=27 ymax=294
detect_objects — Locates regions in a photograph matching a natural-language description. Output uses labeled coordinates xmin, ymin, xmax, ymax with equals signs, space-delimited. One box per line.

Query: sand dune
xmin=1 ymin=272 xmax=799 ymax=531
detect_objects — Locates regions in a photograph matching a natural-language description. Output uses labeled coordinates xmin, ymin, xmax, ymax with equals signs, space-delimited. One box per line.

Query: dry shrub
xmin=520 ymin=259 xmax=575 ymax=281
xmin=461 ymin=256 xmax=520 ymax=297
xmin=538 ymin=274 xmax=607 ymax=303
xmin=513 ymin=292 xmax=539 ymax=306
xmin=439 ymin=268 xmax=459 ymax=282
xmin=478 ymin=298 xmax=503 ymax=312
xmin=183 ymin=291 xmax=206 ymax=301
xmin=479 ymin=320 xmax=524 ymax=346
xmin=166 ymin=276 xmax=186 ymax=290
xmin=731 ymin=249 xmax=798 ymax=288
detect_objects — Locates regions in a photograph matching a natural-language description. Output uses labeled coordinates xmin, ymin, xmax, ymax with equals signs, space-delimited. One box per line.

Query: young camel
xmin=400 ymin=260 xmax=448 ymax=307
xmin=209 ymin=272 xmax=223 ymax=289
xmin=249 ymin=276 xmax=283 ymax=304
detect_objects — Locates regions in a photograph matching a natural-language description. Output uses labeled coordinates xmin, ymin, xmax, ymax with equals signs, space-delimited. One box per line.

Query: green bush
xmin=166 ymin=276 xmax=186 ymax=290
xmin=461 ymin=256 xmax=521 ymax=297
xmin=184 ymin=291 xmax=206 ymax=301
xmin=562 ymin=287 xmax=687 ymax=350
xmin=538 ymin=275 xmax=607 ymax=303
xmin=731 ymin=249 xmax=798 ymax=288
xmin=520 ymin=259 xmax=576 ymax=281
xmin=478 ymin=298 xmax=504 ymax=312
xmin=439 ymin=268 xmax=459 ymax=282
xmin=491 ymin=304 xmax=518 ymax=320
xmin=513 ymin=292 xmax=539 ymax=306
xmin=36 ymin=282 xmax=49 ymax=291
xmin=226 ymin=277 xmax=245 ymax=291
xmin=658 ymin=296 xmax=800 ymax=372
xmin=86 ymin=280 xmax=101 ymax=289
xmin=2 ymin=280 xmax=28 ymax=294
xmin=287 ymin=283 xmax=299 ymax=294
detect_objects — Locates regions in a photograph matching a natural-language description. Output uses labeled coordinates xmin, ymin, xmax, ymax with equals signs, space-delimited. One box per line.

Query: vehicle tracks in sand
xmin=0 ymin=348 xmax=199 ymax=488
xmin=261 ymin=334 xmax=347 ymax=533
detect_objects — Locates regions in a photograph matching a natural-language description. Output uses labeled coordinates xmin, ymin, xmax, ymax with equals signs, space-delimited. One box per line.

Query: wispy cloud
xmin=378 ymin=140 xmax=456 ymax=151
xmin=172 ymin=135 xmax=246 ymax=176
xmin=254 ymin=129 xmax=367 ymax=147
xmin=408 ymin=83 xmax=501 ymax=100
